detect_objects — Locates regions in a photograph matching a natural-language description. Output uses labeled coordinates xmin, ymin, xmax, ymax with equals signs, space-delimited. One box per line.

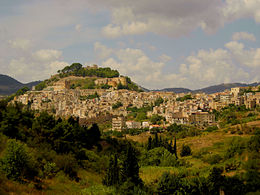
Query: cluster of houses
xmin=111 ymin=111 xmax=216 ymax=131
xmin=13 ymin=77 xmax=260 ymax=131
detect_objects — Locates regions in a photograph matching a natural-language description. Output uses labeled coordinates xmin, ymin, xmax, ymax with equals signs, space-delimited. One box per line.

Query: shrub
xmin=202 ymin=154 xmax=223 ymax=165
xmin=247 ymin=134 xmax=260 ymax=152
xmin=180 ymin=144 xmax=192 ymax=157
xmin=157 ymin=172 xmax=180 ymax=194
xmin=243 ymin=157 xmax=260 ymax=192
xmin=224 ymin=137 xmax=246 ymax=159
xmin=43 ymin=162 xmax=58 ymax=178
xmin=0 ymin=139 xmax=37 ymax=181
xmin=112 ymin=102 xmax=123 ymax=110
xmin=208 ymin=167 xmax=225 ymax=194
xmin=54 ymin=154 xmax=79 ymax=179
xmin=206 ymin=126 xmax=218 ymax=132
xmin=141 ymin=147 xmax=178 ymax=167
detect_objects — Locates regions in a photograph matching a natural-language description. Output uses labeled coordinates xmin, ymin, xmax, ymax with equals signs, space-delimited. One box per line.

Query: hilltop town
xmin=14 ymin=64 xmax=260 ymax=131
xmin=3 ymin=63 xmax=260 ymax=195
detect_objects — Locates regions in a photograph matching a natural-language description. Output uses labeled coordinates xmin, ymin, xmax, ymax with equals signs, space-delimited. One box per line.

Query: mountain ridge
xmin=156 ymin=82 xmax=260 ymax=94
xmin=0 ymin=74 xmax=41 ymax=95
xmin=1 ymin=73 xmax=260 ymax=95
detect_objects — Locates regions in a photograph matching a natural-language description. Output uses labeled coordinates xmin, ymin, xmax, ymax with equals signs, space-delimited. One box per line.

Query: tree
xmin=0 ymin=140 xmax=36 ymax=181
xmin=154 ymin=133 xmax=159 ymax=148
xmin=208 ymin=167 xmax=225 ymax=194
xmin=136 ymin=112 xmax=147 ymax=121
xmin=154 ymin=97 xmax=164 ymax=106
xmin=173 ymin=137 xmax=178 ymax=159
xmin=35 ymin=81 xmax=47 ymax=91
xmin=112 ymin=101 xmax=123 ymax=110
xmin=88 ymin=123 xmax=101 ymax=145
xmin=103 ymin=154 xmax=119 ymax=186
xmin=247 ymin=134 xmax=260 ymax=152
xmin=121 ymin=143 xmax=141 ymax=185
xmin=157 ymin=172 xmax=180 ymax=194
xmin=15 ymin=87 xmax=29 ymax=96
xmin=243 ymin=156 xmax=260 ymax=192
xmin=150 ymin=114 xmax=163 ymax=125
xmin=180 ymin=144 xmax=191 ymax=157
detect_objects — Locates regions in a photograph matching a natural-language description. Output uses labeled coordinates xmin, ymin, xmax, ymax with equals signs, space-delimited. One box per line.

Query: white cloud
xmin=95 ymin=41 xmax=260 ymax=89
xmin=232 ymin=32 xmax=256 ymax=41
xmin=98 ymin=44 xmax=166 ymax=88
xmin=8 ymin=39 xmax=32 ymax=50
xmin=9 ymin=58 xmax=69 ymax=82
xmin=225 ymin=41 xmax=260 ymax=67
xmin=92 ymin=0 xmax=260 ymax=38
xmin=94 ymin=42 xmax=114 ymax=59
xmin=6 ymin=47 xmax=67 ymax=83
xmin=223 ymin=0 xmax=260 ymax=23
xmin=33 ymin=49 xmax=62 ymax=61
xmin=159 ymin=54 xmax=172 ymax=63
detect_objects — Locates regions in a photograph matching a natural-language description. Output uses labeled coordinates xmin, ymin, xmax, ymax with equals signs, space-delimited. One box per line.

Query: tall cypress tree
xmin=147 ymin=136 xmax=152 ymax=150
xmin=174 ymin=137 xmax=178 ymax=159
xmin=121 ymin=143 xmax=141 ymax=185
xmin=103 ymin=154 xmax=119 ymax=186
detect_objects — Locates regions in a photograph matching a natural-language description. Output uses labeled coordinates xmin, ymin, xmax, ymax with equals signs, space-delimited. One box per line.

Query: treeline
xmin=0 ymin=100 xmax=102 ymax=184
xmin=58 ymin=63 xmax=119 ymax=78
xmin=143 ymin=133 xmax=260 ymax=194
xmin=103 ymin=140 xmax=144 ymax=194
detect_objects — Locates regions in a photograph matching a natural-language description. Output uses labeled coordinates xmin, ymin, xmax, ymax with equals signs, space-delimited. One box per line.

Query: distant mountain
xmin=156 ymin=88 xmax=192 ymax=93
xmin=157 ymin=82 xmax=260 ymax=94
xmin=0 ymin=74 xmax=41 ymax=95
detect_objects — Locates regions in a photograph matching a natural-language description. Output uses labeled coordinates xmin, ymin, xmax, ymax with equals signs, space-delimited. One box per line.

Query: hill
xmin=157 ymin=82 xmax=260 ymax=94
xmin=0 ymin=74 xmax=41 ymax=95
xmin=34 ymin=63 xmax=144 ymax=92
xmin=0 ymin=102 xmax=259 ymax=194
xmin=156 ymin=87 xmax=191 ymax=93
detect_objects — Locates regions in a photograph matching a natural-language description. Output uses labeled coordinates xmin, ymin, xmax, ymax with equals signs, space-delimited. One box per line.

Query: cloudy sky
xmin=0 ymin=0 xmax=260 ymax=89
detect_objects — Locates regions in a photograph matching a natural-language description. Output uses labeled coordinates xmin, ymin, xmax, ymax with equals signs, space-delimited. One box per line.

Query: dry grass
xmin=0 ymin=180 xmax=44 ymax=195
xmin=140 ymin=166 xmax=182 ymax=185
xmin=126 ymin=132 xmax=152 ymax=143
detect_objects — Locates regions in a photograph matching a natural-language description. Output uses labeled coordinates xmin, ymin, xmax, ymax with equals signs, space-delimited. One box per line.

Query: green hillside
xmin=34 ymin=63 xmax=142 ymax=92
xmin=0 ymin=100 xmax=259 ymax=194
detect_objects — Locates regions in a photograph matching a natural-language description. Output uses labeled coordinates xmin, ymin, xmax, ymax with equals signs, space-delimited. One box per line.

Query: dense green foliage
xmin=15 ymin=87 xmax=29 ymax=96
xmin=35 ymin=81 xmax=47 ymax=91
xmin=58 ymin=63 xmax=119 ymax=78
xmin=4 ymin=86 xmax=30 ymax=102
xmin=0 ymin=139 xmax=37 ymax=181
xmin=176 ymin=94 xmax=193 ymax=102
xmin=127 ymin=105 xmax=152 ymax=121
xmin=112 ymin=101 xmax=123 ymax=110
xmin=180 ymin=144 xmax=192 ymax=157
xmin=150 ymin=114 xmax=164 ymax=125
xmin=80 ymin=92 xmax=100 ymax=100
xmin=0 ymin=99 xmax=260 ymax=194
xmin=154 ymin=97 xmax=164 ymax=106
xmin=117 ymin=76 xmax=141 ymax=92
xmin=167 ymin=123 xmax=201 ymax=138
xmin=141 ymin=147 xmax=178 ymax=167
xmin=0 ymin=101 xmax=102 ymax=182
xmin=213 ymin=104 xmax=257 ymax=127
